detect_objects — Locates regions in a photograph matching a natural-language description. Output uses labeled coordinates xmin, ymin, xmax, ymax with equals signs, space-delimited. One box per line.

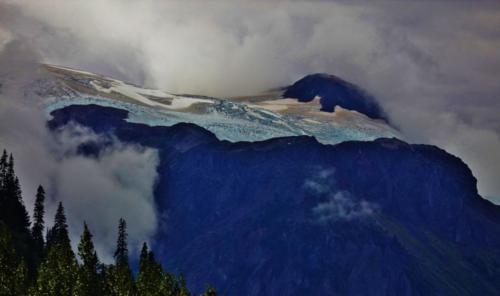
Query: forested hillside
xmin=0 ymin=149 xmax=216 ymax=296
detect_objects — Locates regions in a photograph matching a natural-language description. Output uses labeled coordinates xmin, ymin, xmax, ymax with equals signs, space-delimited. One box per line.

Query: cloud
xmin=305 ymin=168 xmax=377 ymax=222
xmin=304 ymin=168 xmax=335 ymax=194
xmin=0 ymin=0 xmax=381 ymax=96
xmin=0 ymin=1 xmax=499 ymax=204
xmin=52 ymin=125 xmax=159 ymax=263
xmin=313 ymin=192 xmax=377 ymax=222
xmin=0 ymin=39 xmax=160 ymax=262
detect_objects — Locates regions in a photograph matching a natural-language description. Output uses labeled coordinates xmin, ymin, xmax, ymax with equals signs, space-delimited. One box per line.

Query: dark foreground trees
xmin=0 ymin=149 xmax=217 ymax=295
xmin=0 ymin=224 xmax=28 ymax=295
xmin=75 ymin=222 xmax=102 ymax=295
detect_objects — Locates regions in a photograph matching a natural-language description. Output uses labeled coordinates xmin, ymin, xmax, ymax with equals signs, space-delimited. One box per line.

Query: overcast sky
xmin=0 ymin=1 xmax=499 ymax=205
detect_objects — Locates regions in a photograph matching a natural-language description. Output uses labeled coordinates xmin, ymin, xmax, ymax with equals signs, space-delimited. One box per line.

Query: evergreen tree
xmin=45 ymin=227 xmax=53 ymax=250
xmin=32 ymin=185 xmax=46 ymax=261
xmin=0 ymin=151 xmax=34 ymax=277
xmin=114 ymin=218 xmax=128 ymax=267
xmin=106 ymin=218 xmax=134 ymax=296
xmin=32 ymin=202 xmax=78 ymax=296
xmin=105 ymin=258 xmax=135 ymax=295
xmin=139 ymin=242 xmax=149 ymax=271
xmin=0 ymin=149 xmax=7 ymax=185
xmin=177 ymin=273 xmax=191 ymax=296
xmin=33 ymin=243 xmax=78 ymax=296
xmin=0 ymin=150 xmax=6 ymax=197
xmin=46 ymin=202 xmax=71 ymax=252
xmin=201 ymin=284 xmax=217 ymax=296
xmin=0 ymin=153 xmax=31 ymax=234
xmin=5 ymin=154 xmax=14 ymax=190
xmin=75 ymin=222 xmax=102 ymax=296
xmin=0 ymin=150 xmax=7 ymax=233
xmin=13 ymin=176 xmax=31 ymax=234
xmin=4 ymin=154 xmax=16 ymax=198
xmin=158 ymin=272 xmax=180 ymax=296
xmin=0 ymin=224 xmax=28 ymax=296
xmin=137 ymin=242 xmax=164 ymax=296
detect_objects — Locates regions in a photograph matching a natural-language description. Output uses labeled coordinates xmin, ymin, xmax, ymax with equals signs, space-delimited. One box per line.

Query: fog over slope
xmin=0 ymin=0 xmax=499 ymax=203
xmin=0 ymin=40 xmax=159 ymax=263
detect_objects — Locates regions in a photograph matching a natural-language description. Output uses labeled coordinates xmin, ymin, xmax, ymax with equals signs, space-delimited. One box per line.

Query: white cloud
xmin=313 ymin=191 xmax=377 ymax=222
xmin=52 ymin=125 xmax=159 ymax=263
xmin=305 ymin=168 xmax=377 ymax=222
xmin=0 ymin=0 xmax=381 ymax=96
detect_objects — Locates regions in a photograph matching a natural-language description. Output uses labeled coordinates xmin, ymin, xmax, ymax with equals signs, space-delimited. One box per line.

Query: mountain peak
xmin=283 ymin=73 xmax=386 ymax=120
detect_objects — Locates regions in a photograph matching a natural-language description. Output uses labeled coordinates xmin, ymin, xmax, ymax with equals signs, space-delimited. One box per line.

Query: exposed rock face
xmin=284 ymin=73 xmax=386 ymax=120
xmin=50 ymin=105 xmax=500 ymax=296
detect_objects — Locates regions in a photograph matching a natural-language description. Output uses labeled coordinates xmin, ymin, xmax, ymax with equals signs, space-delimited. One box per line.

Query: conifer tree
xmin=5 ymin=154 xmax=14 ymax=188
xmin=114 ymin=218 xmax=128 ymax=267
xmin=0 ymin=224 xmax=28 ymax=296
xmin=32 ymin=185 xmax=46 ymax=260
xmin=137 ymin=242 xmax=164 ymax=296
xmin=33 ymin=243 xmax=78 ymax=296
xmin=177 ymin=273 xmax=191 ymax=296
xmin=0 ymin=150 xmax=7 ymax=230
xmin=4 ymin=154 xmax=16 ymax=199
xmin=0 ymin=151 xmax=34 ymax=277
xmin=33 ymin=201 xmax=78 ymax=296
xmin=158 ymin=272 xmax=177 ymax=295
xmin=0 ymin=153 xmax=30 ymax=234
xmin=201 ymin=284 xmax=217 ymax=296
xmin=46 ymin=202 xmax=72 ymax=251
xmin=106 ymin=218 xmax=135 ymax=296
xmin=139 ymin=242 xmax=149 ymax=271
xmin=0 ymin=150 xmax=6 ymax=196
xmin=75 ymin=222 xmax=102 ymax=296
xmin=0 ymin=149 xmax=7 ymax=185
xmin=13 ymin=176 xmax=31 ymax=234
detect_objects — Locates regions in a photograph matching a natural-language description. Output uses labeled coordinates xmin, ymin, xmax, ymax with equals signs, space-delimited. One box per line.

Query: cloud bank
xmin=52 ymin=125 xmax=159 ymax=263
xmin=0 ymin=1 xmax=499 ymax=203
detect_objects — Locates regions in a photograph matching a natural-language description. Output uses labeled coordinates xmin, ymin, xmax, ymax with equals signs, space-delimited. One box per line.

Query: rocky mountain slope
xmin=49 ymin=104 xmax=500 ymax=296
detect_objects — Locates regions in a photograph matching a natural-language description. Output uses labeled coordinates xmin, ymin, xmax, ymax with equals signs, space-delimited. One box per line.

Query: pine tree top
xmin=32 ymin=185 xmax=46 ymax=258
xmin=114 ymin=218 xmax=129 ymax=267
xmin=49 ymin=202 xmax=71 ymax=249
xmin=8 ymin=153 xmax=13 ymax=166
xmin=36 ymin=185 xmax=45 ymax=196
xmin=0 ymin=149 xmax=6 ymax=168
xmin=78 ymin=222 xmax=99 ymax=270
xmin=33 ymin=185 xmax=45 ymax=225
xmin=139 ymin=242 xmax=149 ymax=272
xmin=55 ymin=202 xmax=67 ymax=227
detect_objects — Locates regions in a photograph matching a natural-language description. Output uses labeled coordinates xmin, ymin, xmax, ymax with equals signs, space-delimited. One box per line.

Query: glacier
xmin=39 ymin=65 xmax=400 ymax=145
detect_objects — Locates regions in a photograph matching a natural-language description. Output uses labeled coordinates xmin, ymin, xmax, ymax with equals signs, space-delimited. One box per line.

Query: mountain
xmin=5 ymin=64 xmax=500 ymax=295
xmin=48 ymin=104 xmax=500 ymax=296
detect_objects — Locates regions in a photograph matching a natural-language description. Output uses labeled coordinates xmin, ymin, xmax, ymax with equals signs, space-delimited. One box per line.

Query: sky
xmin=0 ymin=0 xmax=500 ymax=257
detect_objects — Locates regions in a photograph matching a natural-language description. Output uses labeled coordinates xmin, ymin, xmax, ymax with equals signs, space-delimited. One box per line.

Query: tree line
xmin=0 ymin=149 xmax=217 ymax=296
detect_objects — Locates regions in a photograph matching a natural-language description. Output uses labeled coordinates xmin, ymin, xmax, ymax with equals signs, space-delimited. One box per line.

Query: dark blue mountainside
xmin=49 ymin=105 xmax=500 ymax=296
xmin=284 ymin=73 xmax=386 ymax=120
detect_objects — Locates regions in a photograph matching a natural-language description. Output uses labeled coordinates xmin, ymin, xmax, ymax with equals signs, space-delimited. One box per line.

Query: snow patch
xmin=90 ymin=80 xmax=212 ymax=110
